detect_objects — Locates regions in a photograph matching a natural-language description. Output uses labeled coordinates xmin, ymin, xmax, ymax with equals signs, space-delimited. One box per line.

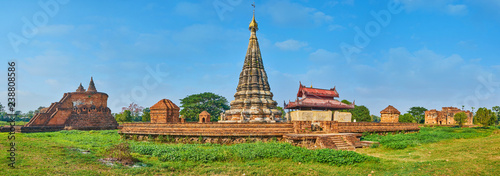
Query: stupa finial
xmin=249 ymin=2 xmax=258 ymax=32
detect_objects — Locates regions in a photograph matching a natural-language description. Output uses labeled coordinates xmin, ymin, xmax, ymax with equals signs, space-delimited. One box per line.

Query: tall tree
xmin=350 ymin=105 xmax=371 ymax=122
xmin=371 ymin=115 xmax=381 ymax=122
xmin=454 ymin=112 xmax=467 ymax=127
xmin=339 ymin=100 xmax=370 ymax=122
xmin=474 ymin=107 xmax=494 ymax=127
xmin=407 ymin=106 xmax=428 ymax=123
xmin=116 ymin=110 xmax=132 ymax=122
xmin=142 ymin=108 xmax=151 ymax=122
xmin=276 ymin=106 xmax=285 ymax=118
xmin=122 ymin=103 xmax=144 ymax=117
xmin=180 ymin=92 xmax=230 ymax=122
xmin=492 ymin=106 xmax=500 ymax=125
xmin=34 ymin=106 xmax=46 ymax=114
xmin=341 ymin=100 xmax=352 ymax=105
xmin=399 ymin=113 xmax=415 ymax=123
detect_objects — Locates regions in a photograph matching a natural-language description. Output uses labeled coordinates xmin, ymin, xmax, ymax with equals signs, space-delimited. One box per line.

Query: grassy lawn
xmin=0 ymin=121 xmax=27 ymax=126
xmin=1 ymin=127 xmax=499 ymax=175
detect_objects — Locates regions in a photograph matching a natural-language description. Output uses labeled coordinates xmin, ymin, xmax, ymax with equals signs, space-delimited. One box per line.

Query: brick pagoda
xmin=380 ymin=105 xmax=400 ymax=123
xmin=150 ymin=99 xmax=180 ymax=123
xmin=220 ymin=14 xmax=281 ymax=123
xmin=24 ymin=77 xmax=118 ymax=130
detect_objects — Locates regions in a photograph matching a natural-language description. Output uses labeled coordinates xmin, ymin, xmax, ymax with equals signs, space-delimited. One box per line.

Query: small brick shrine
xmin=150 ymin=99 xmax=180 ymax=123
xmin=380 ymin=105 xmax=400 ymax=123
xmin=199 ymin=111 xmax=210 ymax=123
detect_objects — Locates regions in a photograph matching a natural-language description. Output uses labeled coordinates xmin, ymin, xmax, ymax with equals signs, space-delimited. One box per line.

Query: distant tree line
xmin=0 ymin=103 xmax=45 ymax=122
xmin=340 ymin=100 xmax=371 ymax=122
xmin=114 ymin=102 xmax=150 ymax=122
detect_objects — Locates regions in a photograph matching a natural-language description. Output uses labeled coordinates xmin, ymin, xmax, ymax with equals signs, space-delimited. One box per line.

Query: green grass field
xmin=1 ymin=127 xmax=499 ymax=175
xmin=0 ymin=121 xmax=27 ymax=126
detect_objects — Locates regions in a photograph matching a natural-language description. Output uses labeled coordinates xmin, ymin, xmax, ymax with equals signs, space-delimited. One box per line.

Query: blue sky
xmin=1 ymin=0 xmax=499 ymax=115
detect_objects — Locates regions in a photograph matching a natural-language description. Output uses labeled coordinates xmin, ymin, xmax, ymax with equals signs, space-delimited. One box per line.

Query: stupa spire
xmin=76 ymin=83 xmax=85 ymax=92
xmin=249 ymin=2 xmax=258 ymax=32
xmin=87 ymin=77 xmax=97 ymax=93
xmin=222 ymin=9 xmax=281 ymax=123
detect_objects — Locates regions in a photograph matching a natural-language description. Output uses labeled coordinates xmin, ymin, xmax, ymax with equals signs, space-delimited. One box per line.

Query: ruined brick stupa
xmin=25 ymin=77 xmax=118 ymax=130
xmin=220 ymin=14 xmax=282 ymax=123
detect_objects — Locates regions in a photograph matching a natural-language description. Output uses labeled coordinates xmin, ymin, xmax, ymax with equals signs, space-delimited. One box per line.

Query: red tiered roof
xmin=297 ymin=84 xmax=339 ymax=98
xmin=285 ymin=82 xmax=354 ymax=110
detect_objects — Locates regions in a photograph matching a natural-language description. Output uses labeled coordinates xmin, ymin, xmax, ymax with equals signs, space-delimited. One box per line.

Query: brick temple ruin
xmin=119 ymin=14 xmax=420 ymax=150
xmin=22 ymin=77 xmax=118 ymax=132
xmin=425 ymin=107 xmax=473 ymax=125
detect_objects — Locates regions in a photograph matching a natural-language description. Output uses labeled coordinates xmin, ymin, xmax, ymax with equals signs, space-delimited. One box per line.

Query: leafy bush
xmin=105 ymin=142 xmax=138 ymax=165
xmin=131 ymin=142 xmax=377 ymax=166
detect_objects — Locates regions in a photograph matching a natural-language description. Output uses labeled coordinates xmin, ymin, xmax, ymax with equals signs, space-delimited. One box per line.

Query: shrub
xmin=105 ymin=142 xmax=138 ymax=165
xmin=131 ymin=142 xmax=377 ymax=166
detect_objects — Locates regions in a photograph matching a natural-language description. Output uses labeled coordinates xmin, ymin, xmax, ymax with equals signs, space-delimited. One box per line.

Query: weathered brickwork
xmin=24 ymin=78 xmax=118 ymax=130
xmin=425 ymin=107 xmax=473 ymax=125
xmin=150 ymin=99 xmax=180 ymax=123
xmin=120 ymin=121 xmax=418 ymax=137
xmin=380 ymin=105 xmax=400 ymax=123
xmin=119 ymin=121 xmax=419 ymax=150
xmin=119 ymin=123 xmax=294 ymax=137
xmin=199 ymin=111 xmax=210 ymax=123
xmin=292 ymin=121 xmax=338 ymax=133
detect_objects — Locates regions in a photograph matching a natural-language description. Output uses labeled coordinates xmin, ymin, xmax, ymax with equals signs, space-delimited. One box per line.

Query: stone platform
xmin=119 ymin=122 xmax=294 ymax=137
xmin=118 ymin=121 xmax=417 ymax=150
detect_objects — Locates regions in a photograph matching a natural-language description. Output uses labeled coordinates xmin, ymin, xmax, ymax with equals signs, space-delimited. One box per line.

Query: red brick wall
xmin=292 ymin=121 xmax=338 ymax=133
xmin=119 ymin=121 xmax=420 ymax=138
xmin=120 ymin=123 xmax=294 ymax=137
xmin=151 ymin=109 xmax=180 ymax=123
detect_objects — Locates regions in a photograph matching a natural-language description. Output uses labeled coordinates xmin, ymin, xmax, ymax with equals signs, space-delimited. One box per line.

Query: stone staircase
xmin=329 ymin=136 xmax=355 ymax=151
xmin=313 ymin=135 xmax=356 ymax=150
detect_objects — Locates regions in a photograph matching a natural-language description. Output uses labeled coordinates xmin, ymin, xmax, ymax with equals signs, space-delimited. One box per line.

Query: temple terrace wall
xmin=119 ymin=121 xmax=420 ymax=137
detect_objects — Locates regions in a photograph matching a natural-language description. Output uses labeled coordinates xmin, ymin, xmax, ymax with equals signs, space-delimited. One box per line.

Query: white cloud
xmin=400 ymin=0 xmax=468 ymax=16
xmin=38 ymin=24 xmax=74 ymax=35
xmin=275 ymin=39 xmax=308 ymax=51
xmin=400 ymin=0 xmax=452 ymax=11
xmin=308 ymin=49 xmax=340 ymax=62
xmin=341 ymin=0 xmax=355 ymax=6
xmin=328 ymin=24 xmax=345 ymax=31
xmin=262 ymin=1 xmax=334 ymax=26
xmin=174 ymin=2 xmax=202 ymax=18
xmin=446 ymin=4 xmax=468 ymax=15
xmin=45 ymin=79 xmax=60 ymax=87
